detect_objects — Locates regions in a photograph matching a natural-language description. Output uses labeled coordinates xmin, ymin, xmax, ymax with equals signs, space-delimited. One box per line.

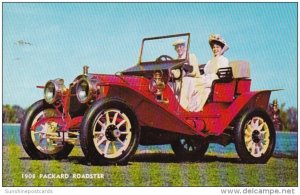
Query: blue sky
xmin=3 ymin=3 xmax=297 ymax=108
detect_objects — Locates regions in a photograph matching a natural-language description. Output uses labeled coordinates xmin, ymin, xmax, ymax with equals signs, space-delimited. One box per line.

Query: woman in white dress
xmin=197 ymin=34 xmax=230 ymax=111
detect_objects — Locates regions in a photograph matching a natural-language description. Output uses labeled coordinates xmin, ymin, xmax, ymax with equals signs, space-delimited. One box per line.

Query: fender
xmin=207 ymin=89 xmax=280 ymax=135
xmin=91 ymin=74 xmax=197 ymax=135
xmin=105 ymin=86 xmax=197 ymax=135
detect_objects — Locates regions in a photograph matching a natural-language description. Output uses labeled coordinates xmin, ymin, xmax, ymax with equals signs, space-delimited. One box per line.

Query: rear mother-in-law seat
xmin=229 ymin=60 xmax=251 ymax=95
xmin=209 ymin=60 xmax=251 ymax=103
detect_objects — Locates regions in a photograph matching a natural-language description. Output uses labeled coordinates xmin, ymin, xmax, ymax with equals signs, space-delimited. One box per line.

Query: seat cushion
xmin=229 ymin=61 xmax=250 ymax=78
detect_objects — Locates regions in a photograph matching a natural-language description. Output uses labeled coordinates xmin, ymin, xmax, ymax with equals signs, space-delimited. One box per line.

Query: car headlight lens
xmin=44 ymin=79 xmax=65 ymax=104
xmin=76 ymin=78 xmax=92 ymax=103
xmin=44 ymin=82 xmax=56 ymax=103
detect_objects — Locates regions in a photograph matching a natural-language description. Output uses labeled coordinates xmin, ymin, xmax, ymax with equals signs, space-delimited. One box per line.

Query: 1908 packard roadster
xmin=21 ymin=33 xmax=277 ymax=164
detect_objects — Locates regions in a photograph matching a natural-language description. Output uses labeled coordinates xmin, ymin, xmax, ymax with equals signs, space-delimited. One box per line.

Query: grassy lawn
xmin=2 ymin=144 xmax=298 ymax=187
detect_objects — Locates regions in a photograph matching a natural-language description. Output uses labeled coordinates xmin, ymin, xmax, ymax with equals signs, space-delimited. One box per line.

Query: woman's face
xmin=212 ymin=44 xmax=222 ymax=57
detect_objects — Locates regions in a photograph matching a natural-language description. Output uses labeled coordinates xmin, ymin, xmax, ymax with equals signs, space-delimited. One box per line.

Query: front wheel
xmin=234 ymin=109 xmax=276 ymax=163
xmin=171 ymin=137 xmax=209 ymax=161
xmin=80 ymin=98 xmax=140 ymax=165
xmin=20 ymin=100 xmax=74 ymax=159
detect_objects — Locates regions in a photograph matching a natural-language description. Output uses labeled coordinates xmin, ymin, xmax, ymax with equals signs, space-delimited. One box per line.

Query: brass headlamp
xmin=44 ymin=78 xmax=66 ymax=104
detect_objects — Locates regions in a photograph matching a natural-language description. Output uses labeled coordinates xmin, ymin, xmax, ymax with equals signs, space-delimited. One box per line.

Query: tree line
xmin=277 ymin=103 xmax=298 ymax=132
xmin=3 ymin=105 xmax=25 ymax=124
xmin=2 ymin=103 xmax=298 ymax=132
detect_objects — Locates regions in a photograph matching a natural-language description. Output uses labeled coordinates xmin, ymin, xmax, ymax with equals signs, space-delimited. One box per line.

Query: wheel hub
xmin=105 ymin=125 xmax=120 ymax=141
xmin=252 ymin=130 xmax=261 ymax=143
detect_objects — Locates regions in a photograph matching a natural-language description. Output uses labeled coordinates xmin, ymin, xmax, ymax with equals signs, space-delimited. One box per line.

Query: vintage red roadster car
xmin=21 ymin=33 xmax=276 ymax=164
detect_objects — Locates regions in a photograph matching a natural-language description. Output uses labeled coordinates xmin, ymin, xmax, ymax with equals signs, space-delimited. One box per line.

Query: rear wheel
xmin=171 ymin=137 xmax=209 ymax=161
xmin=234 ymin=109 xmax=276 ymax=163
xmin=20 ymin=100 xmax=74 ymax=159
xmin=80 ymin=98 xmax=140 ymax=165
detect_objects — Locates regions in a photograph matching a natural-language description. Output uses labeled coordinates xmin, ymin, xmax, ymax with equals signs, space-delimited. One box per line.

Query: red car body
xmin=21 ymin=33 xmax=277 ymax=164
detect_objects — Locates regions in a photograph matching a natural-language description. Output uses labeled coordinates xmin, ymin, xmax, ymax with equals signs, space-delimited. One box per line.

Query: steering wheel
xmin=156 ymin=55 xmax=174 ymax=62
xmin=169 ymin=62 xmax=184 ymax=81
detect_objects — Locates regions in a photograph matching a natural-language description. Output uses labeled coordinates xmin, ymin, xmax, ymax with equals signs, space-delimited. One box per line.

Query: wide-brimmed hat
xmin=209 ymin=34 xmax=229 ymax=53
xmin=172 ymin=39 xmax=185 ymax=46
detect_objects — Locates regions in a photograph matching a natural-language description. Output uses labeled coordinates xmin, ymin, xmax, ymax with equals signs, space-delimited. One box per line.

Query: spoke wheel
xmin=30 ymin=109 xmax=63 ymax=154
xmin=244 ymin=116 xmax=270 ymax=157
xmin=171 ymin=137 xmax=208 ymax=161
xmin=93 ymin=109 xmax=132 ymax=159
xmin=234 ymin=109 xmax=275 ymax=163
xmin=80 ymin=98 xmax=140 ymax=165
xmin=20 ymin=100 xmax=74 ymax=159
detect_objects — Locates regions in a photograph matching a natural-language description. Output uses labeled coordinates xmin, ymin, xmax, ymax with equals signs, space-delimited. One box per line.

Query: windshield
xmin=140 ymin=34 xmax=190 ymax=63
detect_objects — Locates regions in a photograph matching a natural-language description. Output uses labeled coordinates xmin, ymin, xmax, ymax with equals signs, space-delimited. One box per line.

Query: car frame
xmin=21 ymin=33 xmax=278 ymax=164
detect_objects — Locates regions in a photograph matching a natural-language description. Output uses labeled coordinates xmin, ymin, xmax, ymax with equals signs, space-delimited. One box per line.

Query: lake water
xmin=2 ymin=124 xmax=298 ymax=157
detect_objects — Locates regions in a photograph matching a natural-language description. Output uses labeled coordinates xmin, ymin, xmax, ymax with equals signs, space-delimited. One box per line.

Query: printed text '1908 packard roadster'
xmin=21 ymin=33 xmax=278 ymax=164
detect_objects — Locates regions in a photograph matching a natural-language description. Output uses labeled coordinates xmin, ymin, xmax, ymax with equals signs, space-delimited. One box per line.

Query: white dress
xmin=197 ymin=55 xmax=229 ymax=111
